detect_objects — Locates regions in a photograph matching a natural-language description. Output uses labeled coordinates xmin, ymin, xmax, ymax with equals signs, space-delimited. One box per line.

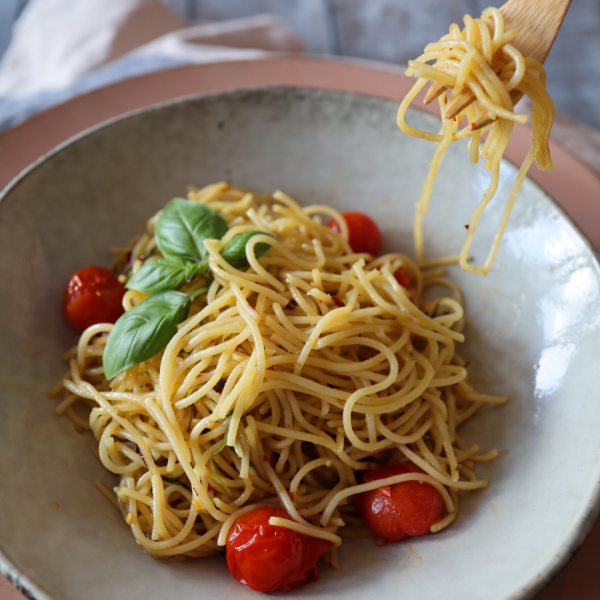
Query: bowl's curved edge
xmin=0 ymin=555 xmax=52 ymax=600
xmin=1 ymin=85 xmax=599 ymax=600
xmin=0 ymin=84 xmax=263 ymax=204
xmin=500 ymin=145 xmax=600 ymax=600
xmin=511 ymin=482 xmax=600 ymax=600
xmin=502 ymin=178 xmax=600 ymax=600
xmin=499 ymin=145 xmax=600 ymax=270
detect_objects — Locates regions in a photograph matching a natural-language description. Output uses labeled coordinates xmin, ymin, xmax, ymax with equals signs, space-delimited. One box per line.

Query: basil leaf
xmin=220 ymin=231 xmax=278 ymax=269
xmin=103 ymin=291 xmax=193 ymax=380
xmin=126 ymin=257 xmax=207 ymax=294
xmin=155 ymin=198 xmax=228 ymax=262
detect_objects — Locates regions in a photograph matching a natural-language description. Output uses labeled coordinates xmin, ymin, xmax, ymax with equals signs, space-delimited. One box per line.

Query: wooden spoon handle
xmin=470 ymin=0 xmax=572 ymax=129
xmin=501 ymin=0 xmax=572 ymax=63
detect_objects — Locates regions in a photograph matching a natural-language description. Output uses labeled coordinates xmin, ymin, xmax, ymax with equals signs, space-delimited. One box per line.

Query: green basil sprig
xmin=220 ymin=230 xmax=278 ymax=269
xmin=104 ymin=196 xmax=280 ymax=380
xmin=155 ymin=198 xmax=228 ymax=262
xmin=126 ymin=257 xmax=207 ymax=295
xmin=103 ymin=289 xmax=205 ymax=380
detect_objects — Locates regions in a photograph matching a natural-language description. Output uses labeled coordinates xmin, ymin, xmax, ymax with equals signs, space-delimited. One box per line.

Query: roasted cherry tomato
xmin=328 ymin=211 xmax=382 ymax=256
xmin=355 ymin=465 xmax=443 ymax=543
xmin=394 ymin=267 xmax=412 ymax=290
xmin=62 ymin=266 xmax=125 ymax=333
xmin=226 ymin=507 xmax=332 ymax=593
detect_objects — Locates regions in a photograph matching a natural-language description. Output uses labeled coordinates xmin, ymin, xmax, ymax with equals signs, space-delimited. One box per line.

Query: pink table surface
xmin=1 ymin=55 xmax=599 ymax=600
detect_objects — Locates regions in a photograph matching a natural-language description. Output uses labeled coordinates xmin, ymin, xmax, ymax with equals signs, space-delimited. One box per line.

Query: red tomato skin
xmin=62 ymin=266 xmax=125 ymax=333
xmin=328 ymin=211 xmax=382 ymax=256
xmin=394 ymin=267 xmax=411 ymax=290
xmin=226 ymin=507 xmax=332 ymax=593
xmin=356 ymin=465 xmax=444 ymax=542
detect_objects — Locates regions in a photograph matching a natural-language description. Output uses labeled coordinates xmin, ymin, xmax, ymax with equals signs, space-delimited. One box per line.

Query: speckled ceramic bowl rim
xmin=1 ymin=85 xmax=599 ymax=600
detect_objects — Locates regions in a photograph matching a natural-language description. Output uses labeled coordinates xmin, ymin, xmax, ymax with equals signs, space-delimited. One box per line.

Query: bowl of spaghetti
xmin=1 ymin=81 xmax=600 ymax=600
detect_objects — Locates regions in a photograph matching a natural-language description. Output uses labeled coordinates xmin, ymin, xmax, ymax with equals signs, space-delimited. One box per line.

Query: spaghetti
xmin=398 ymin=7 xmax=555 ymax=275
xmin=53 ymin=183 xmax=506 ymax=565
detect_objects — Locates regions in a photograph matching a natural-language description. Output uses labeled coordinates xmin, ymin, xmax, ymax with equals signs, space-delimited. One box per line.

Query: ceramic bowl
xmin=1 ymin=87 xmax=599 ymax=600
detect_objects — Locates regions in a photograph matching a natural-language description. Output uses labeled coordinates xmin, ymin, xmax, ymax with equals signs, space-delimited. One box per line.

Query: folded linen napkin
xmin=0 ymin=0 xmax=302 ymax=131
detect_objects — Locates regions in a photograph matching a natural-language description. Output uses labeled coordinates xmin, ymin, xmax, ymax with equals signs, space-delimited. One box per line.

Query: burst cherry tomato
xmin=355 ymin=465 xmax=443 ymax=543
xmin=62 ymin=266 xmax=125 ymax=333
xmin=394 ymin=267 xmax=412 ymax=290
xmin=226 ymin=507 xmax=332 ymax=593
xmin=328 ymin=211 xmax=382 ymax=256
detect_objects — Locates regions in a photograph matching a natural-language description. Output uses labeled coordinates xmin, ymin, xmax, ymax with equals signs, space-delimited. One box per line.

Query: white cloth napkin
xmin=0 ymin=0 xmax=303 ymax=98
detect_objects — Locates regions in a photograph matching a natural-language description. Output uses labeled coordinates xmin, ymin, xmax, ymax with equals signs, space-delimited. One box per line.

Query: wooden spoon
xmin=422 ymin=0 xmax=572 ymax=130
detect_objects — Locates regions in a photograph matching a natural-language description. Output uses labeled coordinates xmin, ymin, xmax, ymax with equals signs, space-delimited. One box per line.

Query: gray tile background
xmin=1 ymin=0 xmax=599 ymax=129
